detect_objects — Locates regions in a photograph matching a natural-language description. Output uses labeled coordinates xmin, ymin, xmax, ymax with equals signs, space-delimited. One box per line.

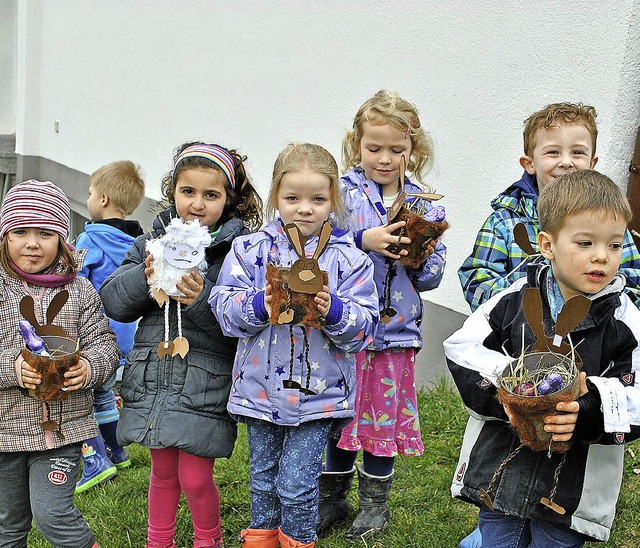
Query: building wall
xmin=6 ymin=0 xmax=640 ymax=316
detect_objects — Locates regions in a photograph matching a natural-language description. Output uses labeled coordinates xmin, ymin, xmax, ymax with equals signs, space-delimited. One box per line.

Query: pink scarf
xmin=11 ymin=261 xmax=77 ymax=288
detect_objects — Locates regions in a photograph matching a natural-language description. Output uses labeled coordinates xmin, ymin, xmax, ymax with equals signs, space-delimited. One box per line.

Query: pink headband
xmin=172 ymin=144 xmax=237 ymax=189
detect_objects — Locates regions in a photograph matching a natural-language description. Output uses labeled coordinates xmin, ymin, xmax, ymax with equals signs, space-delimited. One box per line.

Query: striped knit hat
xmin=0 ymin=180 xmax=70 ymax=240
xmin=172 ymin=144 xmax=237 ymax=189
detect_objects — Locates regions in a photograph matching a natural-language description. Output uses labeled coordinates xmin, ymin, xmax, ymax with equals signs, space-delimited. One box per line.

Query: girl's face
xmin=174 ymin=168 xmax=228 ymax=229
xmin=277 ymin=167 xmax=332 ymax=237
xmin=359 ymin=122 xmax=412 ymax=195
xmin=6 ymin=227 xmax=60 ymax=273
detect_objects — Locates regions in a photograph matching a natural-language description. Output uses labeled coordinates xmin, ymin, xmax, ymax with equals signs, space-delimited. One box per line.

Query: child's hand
xmin=421 ymin=238 xmax=438 ymax=259
xmin=174 ymin=271 xmax=204 ymax=306
xmin=144 ymin=252 xmax=155 ymax=284
xmin=63 ymin=358 xmax=88 ymax=392
xmin=20 ymin=358 xmax=42 ymax=390
xmin=362 ymin=222 xmax=410 ymax=259
xmin=264 ymin=284 xmax=272 ymax=316
xmin=543 ymin=372 xmax=588 ymax=443
xmin=315 ymin=285 xmax=332 ymax=318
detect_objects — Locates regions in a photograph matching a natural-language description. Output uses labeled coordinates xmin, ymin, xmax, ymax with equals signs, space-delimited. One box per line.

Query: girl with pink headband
xmin=100 ymin=141 xmax=263 ymax=548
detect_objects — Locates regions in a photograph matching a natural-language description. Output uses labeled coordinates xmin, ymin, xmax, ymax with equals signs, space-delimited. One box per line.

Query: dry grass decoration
xmin=480 ymin=223 xmax=592 ymax=515
xmin=381 ymin=155 xmax=448 ymax=323
xmin=19 ymin=291 xmax=79 ymax=439
xmin=265 ymin=221 xmax=332 ymax=395
xmin=146 ymin=217 xmax=211 ymax=359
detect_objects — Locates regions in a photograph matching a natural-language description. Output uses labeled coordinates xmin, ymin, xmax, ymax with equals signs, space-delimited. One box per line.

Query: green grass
xmin=27 ymin=378 xmax=640 ymax=547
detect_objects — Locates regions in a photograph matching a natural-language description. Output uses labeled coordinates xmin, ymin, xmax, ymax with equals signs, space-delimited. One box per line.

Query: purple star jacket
xmin=341 ymin=168 xmax=446 ymax=350
xmin=209 ymin=220 xmax=379 ymax=426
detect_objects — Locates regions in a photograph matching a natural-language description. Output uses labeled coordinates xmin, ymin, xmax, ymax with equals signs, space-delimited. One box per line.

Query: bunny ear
xmin=46 ymin=290 xmax=69 ymax=324
xmin=283 ymin=223 xmax=306 ymax=258
xmin=312 ymin=221 xmax=333 ymax=260
xmin=398 ymin=155 xmax=406 ymax=193
xmin=554 ymin=295 xmax=591 ymax=344
xmin=406 ymin=192 xmax=444 ymax=202
xmin=514 ymin=223 xmax=536 ymax=256
xmin=522 ymin=287 xmax=548 ymax=351
xmin=20 ymin=296 xmax=41 ymax=333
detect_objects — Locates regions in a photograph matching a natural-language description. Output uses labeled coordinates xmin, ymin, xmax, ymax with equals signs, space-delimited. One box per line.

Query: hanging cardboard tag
xmin=278 ymin=309 xmax=295 ymax=324
xmin=540 ymin=497 xmax=566 ymax=514
xmin=157 ymin=340 xmax=174 ymax=358
xmin=42 ymin=420 xmax=57 ymax=431
xmin=479 ymin=488 xmax=494 ymax=510
xmin=172 ymin=337 xmax=189 ymax=358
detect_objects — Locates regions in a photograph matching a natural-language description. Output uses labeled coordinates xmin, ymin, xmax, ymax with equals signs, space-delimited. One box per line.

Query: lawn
xmin=28 ymin=379 xmax=640 ymax=547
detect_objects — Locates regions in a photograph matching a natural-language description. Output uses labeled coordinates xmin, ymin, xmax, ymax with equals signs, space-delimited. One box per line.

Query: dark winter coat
xmin=99 ymin=207 xmax=245 ymax=458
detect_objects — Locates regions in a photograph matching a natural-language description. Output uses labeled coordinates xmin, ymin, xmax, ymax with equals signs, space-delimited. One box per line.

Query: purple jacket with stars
xmin=341 ymin=167 xmax=446 ymax=350
xmin=209 ymin=219 xmax=378 ymax=426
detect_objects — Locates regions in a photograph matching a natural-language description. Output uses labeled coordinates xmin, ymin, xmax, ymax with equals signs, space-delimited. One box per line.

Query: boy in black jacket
xmin=445 ymin=170 xmax=640 ymax=546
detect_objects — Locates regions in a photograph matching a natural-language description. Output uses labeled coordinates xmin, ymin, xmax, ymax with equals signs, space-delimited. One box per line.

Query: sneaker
xmin=76 ymin=438 xmax=117 ymax=493
xmin=106 ymin=444 xmax=131 ymax=469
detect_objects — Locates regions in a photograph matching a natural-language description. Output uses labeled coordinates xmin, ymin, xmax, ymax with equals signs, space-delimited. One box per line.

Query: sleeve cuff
xmin=252 ymin=291 xmax=269 ymax=323
xmin=324 ymin=294 xmax=343 ymax=326
xmin=354 ymin=229 xmax=365 ymax=250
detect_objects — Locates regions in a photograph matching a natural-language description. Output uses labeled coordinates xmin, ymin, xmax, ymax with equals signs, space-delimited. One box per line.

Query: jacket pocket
xmin=180 ymin=352 xmax=232 ymax=414
xmin=119 ymin=347 xmax=151 ymax=404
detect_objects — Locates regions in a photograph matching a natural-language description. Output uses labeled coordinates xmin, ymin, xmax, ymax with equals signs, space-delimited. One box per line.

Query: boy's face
xmin=520 ymin=123 xmax=597 ymax=191
xmin=86 ymin=183 xmax=105 ymax=221
xmin=538 ymin=210 xmax=625 ymax=300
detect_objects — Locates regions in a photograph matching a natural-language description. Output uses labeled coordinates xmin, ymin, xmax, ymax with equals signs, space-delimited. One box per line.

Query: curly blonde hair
xmin=342 ymin=90 xmax=434 ymax=188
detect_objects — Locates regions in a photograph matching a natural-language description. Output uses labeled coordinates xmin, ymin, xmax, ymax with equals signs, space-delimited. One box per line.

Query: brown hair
xmin=0 ymin=235 xmax=77 ymax=278
xmin=266 ymin=143 xmax=347 ymax=227
xmin=523 ymin=102 xmax=597 ymax=158
xmin=91 ymin=160 xmax=145 ymax=216
xmin=342 ymin=90 xmax=434 ymax=188
xmin=161 ymin=141 xmax=263 ymax=232
xmin=538 ymin=170 xmax=631 ymax=235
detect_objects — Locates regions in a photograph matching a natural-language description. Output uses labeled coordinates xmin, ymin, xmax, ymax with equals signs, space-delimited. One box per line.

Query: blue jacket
xmin=209 ymin=219 xmax=378 ymax=426
xmin=76 ymin=219 xmax=142 ymax=359
xmin=458 ymin=171 xmax=640 ymax=311
xmin=341 ymin=167 xmax=446 ymax=350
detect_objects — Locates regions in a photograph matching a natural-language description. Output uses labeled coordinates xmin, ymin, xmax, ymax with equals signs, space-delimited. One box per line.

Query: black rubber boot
xmin=316 ymin=466 xmax=355 ymax=537
xmin=345 ymin=463 xmax=393 ymax=542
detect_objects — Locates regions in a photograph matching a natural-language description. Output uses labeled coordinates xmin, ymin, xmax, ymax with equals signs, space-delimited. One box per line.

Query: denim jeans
xmin=479 ymin=506 xmax=587 ymax=547
xmin=245 ymin=417 xmax=332 ymax=543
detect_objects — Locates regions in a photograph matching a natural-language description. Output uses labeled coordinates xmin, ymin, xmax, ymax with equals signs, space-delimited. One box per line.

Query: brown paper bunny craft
xmin=380 ymin=155 xmax=449 ymax=323
xmin=19 ymin=290 xmax=79 ymax=439
xmin=265 ymin=220 xmax=333 ymax=396
xmin=478 ymin=222 xmax=592 ymax=515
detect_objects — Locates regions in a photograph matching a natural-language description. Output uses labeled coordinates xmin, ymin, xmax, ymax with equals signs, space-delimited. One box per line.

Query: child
xmin=75 ymin=160 xmax=145 ymax=492
xmin=0 ymin=180 xmax=119 ymax=547
xmin=209 ymin=143 xmax=378 ymax=548
xmin=445 ymin=170 xmax=640 ymax=546
xmin=458 ymin=102 xmax=640 ymax=312
xmin=319 ymin=90 xmax=447 ymax=541
xmin=99 ymin=142 xmax=263 ymax=548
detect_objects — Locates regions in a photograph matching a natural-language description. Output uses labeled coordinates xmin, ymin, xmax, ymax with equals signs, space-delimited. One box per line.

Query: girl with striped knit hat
xmin=0 ymin=179 xmax=120 ymax=547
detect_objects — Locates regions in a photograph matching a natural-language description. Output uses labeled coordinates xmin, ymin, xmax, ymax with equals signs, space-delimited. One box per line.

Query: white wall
xmin=0 ymin=0 xmax=17 ymax=134
xmin=12 ymin=0 xmax=640 ymax=314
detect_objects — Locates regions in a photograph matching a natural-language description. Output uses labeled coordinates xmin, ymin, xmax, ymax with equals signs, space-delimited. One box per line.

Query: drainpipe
xmin=628 ymin=127 xmax=640 ymax=249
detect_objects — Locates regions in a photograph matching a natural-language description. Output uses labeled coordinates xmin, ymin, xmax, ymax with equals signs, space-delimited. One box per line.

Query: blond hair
xmin=523 ymin=102 xmax=597 ymax=158
xmin=342 ymin=90 xmax=434 ymax=188
xmin=91 ymin=160 xmax=145 ymax=216
xmin=266 ymin=143 xmax=347 ymax=227
xmin=538 ymin=170 xmax=631 ymax=235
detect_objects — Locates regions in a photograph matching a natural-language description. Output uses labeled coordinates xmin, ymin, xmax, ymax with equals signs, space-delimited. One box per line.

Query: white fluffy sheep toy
xmin=146 ymin=217 xmax=211 ymax=358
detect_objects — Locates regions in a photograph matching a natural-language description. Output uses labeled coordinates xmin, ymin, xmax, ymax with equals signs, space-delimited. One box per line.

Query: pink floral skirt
xmin=338 ymin=348 xmax=424 ymax=457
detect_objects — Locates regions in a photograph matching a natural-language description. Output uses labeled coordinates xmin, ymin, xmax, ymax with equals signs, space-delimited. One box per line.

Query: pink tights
xmin=147 ymin=447 xmax=221 ymax=545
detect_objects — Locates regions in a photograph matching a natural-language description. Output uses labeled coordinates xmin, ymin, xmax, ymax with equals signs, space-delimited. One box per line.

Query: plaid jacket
xmin=458 ymin=171 xmax=640 ymax=311
xmin=0 ymin=255 xmax=119 ymax=452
